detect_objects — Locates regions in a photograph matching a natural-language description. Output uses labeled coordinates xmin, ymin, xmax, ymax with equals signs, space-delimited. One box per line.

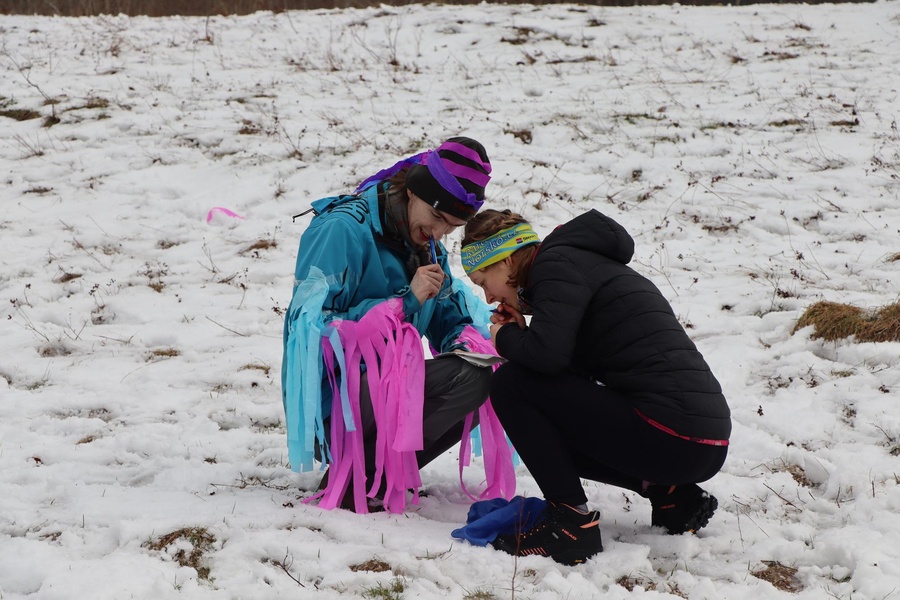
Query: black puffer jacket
xmin=495 ymin=210 xmax=731 ymax=441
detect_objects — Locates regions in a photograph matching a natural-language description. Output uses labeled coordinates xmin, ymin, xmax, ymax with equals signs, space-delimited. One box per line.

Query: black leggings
xmin=489 ymin=362 xmax=728 ymax=506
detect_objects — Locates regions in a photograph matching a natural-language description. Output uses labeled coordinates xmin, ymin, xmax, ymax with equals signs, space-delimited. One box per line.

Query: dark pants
xmin=489 ymin=362 xmax=728 ymax=507
xmin=322 ymin=355 xmax=491 ymax=493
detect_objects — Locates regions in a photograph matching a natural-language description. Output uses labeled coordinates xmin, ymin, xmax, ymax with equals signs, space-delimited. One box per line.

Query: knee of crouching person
xmin=488 ymin=362 xmax=521 ymax=408
xmin=465 ymin=363 xmax=493 ymax=406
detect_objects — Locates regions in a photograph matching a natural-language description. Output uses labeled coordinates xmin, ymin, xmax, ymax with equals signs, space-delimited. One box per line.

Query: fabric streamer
xmin=456 ymin=327 xmax=517 ymax=502
xmin=206 ymin=206 xmax=245 ymax=223
xmin=355 ymin=153 xmax=426 ymax=194
xmin=469 ymin=425 xmax=521 ymax=467
xmin=311 ymin=299 xmax=426 ymax=514
xmin=318 ymin=326 xmax=369 ymax=512
xmin=293 ymin=297 xmax=515 ymax=513
xmin=282 ymin=267 xmax=329 ymax=472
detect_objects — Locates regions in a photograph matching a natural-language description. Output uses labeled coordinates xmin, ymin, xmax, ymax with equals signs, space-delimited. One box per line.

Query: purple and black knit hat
xmin=406 ymin=137 xmax=492 ymax=221
xmin=355 ymin=137 xmax=492 ymax=221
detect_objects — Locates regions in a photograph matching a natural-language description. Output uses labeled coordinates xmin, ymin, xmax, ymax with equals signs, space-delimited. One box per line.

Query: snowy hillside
xmin=1 ymin=3 xmax=899 ymax=598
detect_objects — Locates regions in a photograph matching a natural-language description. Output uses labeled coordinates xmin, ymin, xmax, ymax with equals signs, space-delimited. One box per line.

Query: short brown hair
xmin=462 ymin=209 xmax=538 ymax=289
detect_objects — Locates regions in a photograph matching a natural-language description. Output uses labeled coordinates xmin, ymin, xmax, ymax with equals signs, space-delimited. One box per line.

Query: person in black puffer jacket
xmin=460 ymin=208 xmax=731 ymax=566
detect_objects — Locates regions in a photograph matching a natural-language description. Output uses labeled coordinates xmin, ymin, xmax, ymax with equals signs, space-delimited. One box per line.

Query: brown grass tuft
xmin=616 ymin=575 xmax=653 ymax=591
xmin=144 ymin=527 xmax=215 ymax=580
xmin=239 ymin=362 xmax=271 ymax=376
xmin=53 ymin=271 xmax=82 ymax=283
xmin=242 ymin=238 xmax=277 ymax=254
xmin=350 ymin=558 xmax=391 ymax=572
xmin=751 ymin=561 xmax=802 ymax=592
xmin=146 ymin=347 xmax=181 ymax=361
xmin=784 ymin=463 xmax=813 ymax=487
xmin=1 ymin=108 xmax=42 ymax=121
xmin=793 ymin=301 xmax=900 ymax=343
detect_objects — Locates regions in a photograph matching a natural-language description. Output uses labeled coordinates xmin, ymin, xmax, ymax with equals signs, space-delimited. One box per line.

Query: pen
xmin=429 ymin=237 xmax=438 ymax=264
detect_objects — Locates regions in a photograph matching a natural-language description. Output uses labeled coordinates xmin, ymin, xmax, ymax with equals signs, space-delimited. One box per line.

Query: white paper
xmin=434 ymin=351 xmax=507 ymax=368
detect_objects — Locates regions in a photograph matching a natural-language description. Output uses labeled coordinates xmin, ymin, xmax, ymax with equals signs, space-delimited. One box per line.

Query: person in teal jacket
xmin=283 ymin=137 xmax=494 ymax=510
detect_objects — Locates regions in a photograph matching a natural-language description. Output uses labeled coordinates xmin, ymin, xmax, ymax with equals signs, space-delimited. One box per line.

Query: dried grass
xmin=144 ymin=527 xmax=215 ymax=580
xmin=1 ymin=0 xmax=879 ymax=16
xmin=241 ymin=238 xmax=278 ymax=254
xmin=350 ymin=558 xmax=391 ymax=572
xmin=773 ymin=460 xmax=814 ymax=487
xmin=751 ymin=561 xmax=802 ymax=592
xmin=793 ymin=301 xmax=900 ymax=343
xmin=1 ymin=108 xmax=42 ymax=121
xmin=146 ymin=347 xmax=181 ymax=361
xmin=616 ymin=575 xmax=653 ymax=591
xmin=239 ymin=362 xmax=271 ymax=376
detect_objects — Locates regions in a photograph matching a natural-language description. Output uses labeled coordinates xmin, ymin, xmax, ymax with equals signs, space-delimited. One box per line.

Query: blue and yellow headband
xmin=461 ymin=223 xmax=541 ymax=274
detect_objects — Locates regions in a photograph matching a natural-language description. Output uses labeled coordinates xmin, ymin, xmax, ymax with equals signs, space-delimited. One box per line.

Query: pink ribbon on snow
xmin=205 ymin=207 xmax=245 ymax=223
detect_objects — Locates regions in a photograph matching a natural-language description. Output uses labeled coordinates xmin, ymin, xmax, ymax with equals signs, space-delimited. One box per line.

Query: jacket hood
xmin=540 ymin=209 xmax=634 ymax=265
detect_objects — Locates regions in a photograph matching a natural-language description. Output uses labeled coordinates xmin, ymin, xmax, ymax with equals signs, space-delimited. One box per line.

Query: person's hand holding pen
xmin=411 ymin=238 xmax=447 ymax=303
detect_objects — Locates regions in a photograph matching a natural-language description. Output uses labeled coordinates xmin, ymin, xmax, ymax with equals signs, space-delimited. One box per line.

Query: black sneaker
xmin=645 ymin=483 xmax=718 ymax=534
xmin=491 ymin=502 xmax=603 ymax=566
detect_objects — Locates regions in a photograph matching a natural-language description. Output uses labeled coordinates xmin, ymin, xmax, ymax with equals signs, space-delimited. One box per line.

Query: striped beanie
xmin=406 ymin=137 xmax=492 ymax=221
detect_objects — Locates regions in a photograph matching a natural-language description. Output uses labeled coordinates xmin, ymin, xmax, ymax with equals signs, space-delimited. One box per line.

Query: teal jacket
xmin=281 ymin=183 xmax=488 ymax=470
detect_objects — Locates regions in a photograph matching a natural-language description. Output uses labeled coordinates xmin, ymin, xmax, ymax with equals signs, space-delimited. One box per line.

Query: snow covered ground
xmin=1 ymin=2 xmax=899 ymax=598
